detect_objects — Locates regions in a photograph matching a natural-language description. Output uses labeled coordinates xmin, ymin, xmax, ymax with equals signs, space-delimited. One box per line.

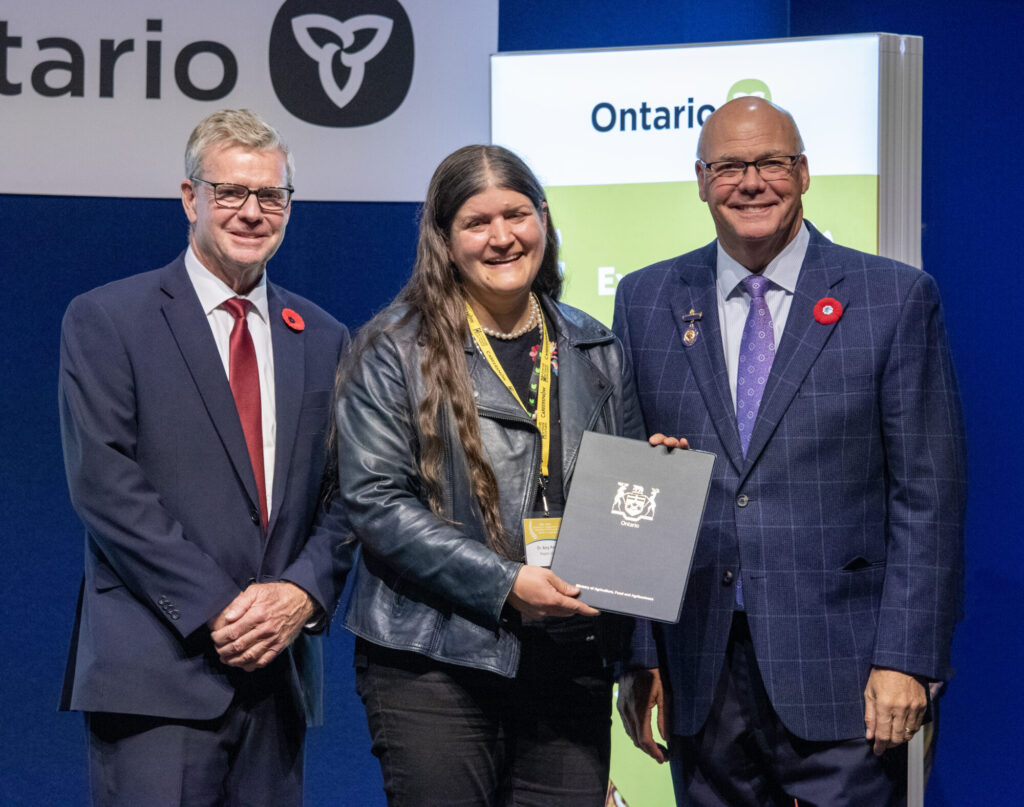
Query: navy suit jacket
xmin=59 ymin=255 xmax=352 ymax=726
xmin=613 ymin=225 xmax=966 ymax=742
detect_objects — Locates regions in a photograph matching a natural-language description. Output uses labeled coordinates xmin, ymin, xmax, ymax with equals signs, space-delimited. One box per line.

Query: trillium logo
xmin=270 ymin=0 xmax=414 ymax=127
xmin=292 ymin=13 xmax=392 ymax=110
xmin=727 ymin=78 xmax=772 ymax=102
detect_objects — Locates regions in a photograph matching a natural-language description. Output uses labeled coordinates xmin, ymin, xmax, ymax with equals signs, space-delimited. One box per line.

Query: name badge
xmin=523 ymin=517 xmax=562 ymax=567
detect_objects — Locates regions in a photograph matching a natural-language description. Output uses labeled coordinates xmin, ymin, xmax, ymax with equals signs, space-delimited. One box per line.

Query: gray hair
xmin=184 ymin=109 xmax=294 ymax=184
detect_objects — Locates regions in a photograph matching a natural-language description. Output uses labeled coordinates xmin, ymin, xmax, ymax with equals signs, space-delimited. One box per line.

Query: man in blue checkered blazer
xmin=614 ymin=98 xmax=966 ymax=806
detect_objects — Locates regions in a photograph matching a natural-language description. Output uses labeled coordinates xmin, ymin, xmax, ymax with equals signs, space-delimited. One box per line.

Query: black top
xmin=486 ymin=313 xmax=564 ymax=517
xmin=488 ymin=315 xmax=597 ymax=647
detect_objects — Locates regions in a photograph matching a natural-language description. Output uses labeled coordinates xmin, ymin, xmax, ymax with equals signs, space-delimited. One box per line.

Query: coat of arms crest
xmin=611 ymin=482 xmax=659 ymax=523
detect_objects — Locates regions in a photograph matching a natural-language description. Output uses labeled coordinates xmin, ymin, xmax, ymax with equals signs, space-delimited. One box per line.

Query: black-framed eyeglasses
xmin=699 ymin=155 xmax=803 ymax=184
xmin=189 ymin=177 xmax=294 ymax=212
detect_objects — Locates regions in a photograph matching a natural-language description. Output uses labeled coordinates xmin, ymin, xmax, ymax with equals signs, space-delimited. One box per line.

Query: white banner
xmin=1 ymin=0 xmax=497 ymax=201
xmin=492 ymin=35 xmax=881 ymax=186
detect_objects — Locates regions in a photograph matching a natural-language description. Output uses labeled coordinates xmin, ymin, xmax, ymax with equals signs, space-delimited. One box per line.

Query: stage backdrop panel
xmin=1 ymin=0 xmax=497 ymax=201
xmin=492 ymin=33 xmax=922 ymax=326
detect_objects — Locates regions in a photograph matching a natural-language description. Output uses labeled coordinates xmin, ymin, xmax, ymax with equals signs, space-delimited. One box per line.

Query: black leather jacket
xmin=338 ymin=295 xmax=645 ymax=677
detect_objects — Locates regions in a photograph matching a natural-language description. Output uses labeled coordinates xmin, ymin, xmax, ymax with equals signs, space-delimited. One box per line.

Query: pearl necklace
xmin=481 ymin=293 xmax=540 ymax=340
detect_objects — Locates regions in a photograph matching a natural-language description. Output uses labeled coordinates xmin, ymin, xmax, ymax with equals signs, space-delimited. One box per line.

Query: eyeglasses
xmin=699 ymin=155 xmax=803 ymax=184
xmin=189 ymin=177 xmax=294 ymax=212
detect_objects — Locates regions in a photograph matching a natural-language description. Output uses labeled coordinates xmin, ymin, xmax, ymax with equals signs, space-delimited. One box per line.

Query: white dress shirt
xmin=715 ymin=223 xmax=810 ymax=411
xmin=185 ymin=247 xmax=277 ymax=517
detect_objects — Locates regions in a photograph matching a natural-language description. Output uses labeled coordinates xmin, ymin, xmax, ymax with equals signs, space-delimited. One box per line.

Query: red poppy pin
xmin=282 ymin=308 xmax=305 ymax=332
xmin=813 ymin=297 xmax=843 ymax=325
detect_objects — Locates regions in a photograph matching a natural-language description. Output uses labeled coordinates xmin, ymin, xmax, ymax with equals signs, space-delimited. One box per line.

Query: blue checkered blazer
xmin=613 ymin=224 xmax=966 ymax=742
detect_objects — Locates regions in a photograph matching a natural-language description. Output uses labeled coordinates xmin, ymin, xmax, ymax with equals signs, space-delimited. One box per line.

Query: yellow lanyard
xmin=465 ymin=296 xmax=552 ymax=484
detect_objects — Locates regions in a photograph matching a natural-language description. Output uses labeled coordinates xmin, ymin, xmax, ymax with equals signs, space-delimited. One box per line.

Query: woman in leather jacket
xmin=334 ymin=145 xmax=647 ymax=806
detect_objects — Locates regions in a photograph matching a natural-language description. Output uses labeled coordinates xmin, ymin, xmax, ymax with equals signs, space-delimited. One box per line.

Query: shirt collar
xmin=716 ymin=221 xmax=810 ymax=300
xmin=184 ymin=246 xmax=269 ymax=323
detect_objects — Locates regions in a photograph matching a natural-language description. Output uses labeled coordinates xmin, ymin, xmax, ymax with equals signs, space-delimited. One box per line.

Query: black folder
xmin=551 ymin=431 xmax=715 ymax=622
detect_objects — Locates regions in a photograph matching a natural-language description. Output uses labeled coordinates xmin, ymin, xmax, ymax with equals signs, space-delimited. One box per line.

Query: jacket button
xmin=736 ymin=494 xmax=749 ymax=507
xmin=250 ymin=508 xmax=260 ymax=524
xmin=722 ymin=570 xmax=734 ymax=585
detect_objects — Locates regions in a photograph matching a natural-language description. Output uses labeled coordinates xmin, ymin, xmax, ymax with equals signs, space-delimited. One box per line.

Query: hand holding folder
xmin=551 ymin=431 xmax=714 ymax=622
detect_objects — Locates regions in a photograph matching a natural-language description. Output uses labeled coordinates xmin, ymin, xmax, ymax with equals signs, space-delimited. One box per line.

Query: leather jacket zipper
xmin=563 ymin=380 xmax=614 ymax=484
xmin=438 ymin=404 xmax=456 ymax=518
xmin=476 ymin=406 xmax=542 ymax=526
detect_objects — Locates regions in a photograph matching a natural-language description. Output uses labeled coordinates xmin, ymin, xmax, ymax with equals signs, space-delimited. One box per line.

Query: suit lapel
xmin=741 ymin=232 xmax=846 ymax=473
xmin=267 ymin=284 xmax=305 ymax=537
xmin=159 ymin=258 xmax=262 ymax=511
xmin=669 ymin=251 xmax=745 ymax=473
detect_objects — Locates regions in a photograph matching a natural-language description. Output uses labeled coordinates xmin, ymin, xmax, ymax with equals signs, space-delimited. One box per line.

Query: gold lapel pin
xmin=681 ymin=309 xmax=702 ymax=346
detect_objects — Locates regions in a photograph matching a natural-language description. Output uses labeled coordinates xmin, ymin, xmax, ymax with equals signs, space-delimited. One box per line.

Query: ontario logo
xmin=611 ymin=482 xmax=659 ymax=528
xmin=270 ymin=0 xmax=414 ymax=127
xmin=727 ymin=78 xmax=772 ymax=102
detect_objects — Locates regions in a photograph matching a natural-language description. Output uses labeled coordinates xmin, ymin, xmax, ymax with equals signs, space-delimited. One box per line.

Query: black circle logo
xmin=270 ymin=0 xmax=414 ymax=127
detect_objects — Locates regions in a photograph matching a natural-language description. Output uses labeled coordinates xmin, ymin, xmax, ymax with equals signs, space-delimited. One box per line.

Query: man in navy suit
xmin=614 ymin=98 xmax=966 ymax=805
xmin=59 ymin=109 xmax=352 ymax=805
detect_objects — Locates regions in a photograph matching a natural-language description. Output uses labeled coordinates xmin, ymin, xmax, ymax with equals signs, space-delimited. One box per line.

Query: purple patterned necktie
xmin=736 ymin=274 xmax=775 ymax=457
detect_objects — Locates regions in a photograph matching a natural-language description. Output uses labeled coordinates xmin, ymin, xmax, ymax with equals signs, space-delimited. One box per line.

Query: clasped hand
xmin=207 ymin=581 xmax=315 ymax=672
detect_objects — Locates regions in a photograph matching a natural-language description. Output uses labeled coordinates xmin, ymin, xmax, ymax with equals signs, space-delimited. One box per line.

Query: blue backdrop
xmin=1 ymin=1 xmax=1019 ymax=803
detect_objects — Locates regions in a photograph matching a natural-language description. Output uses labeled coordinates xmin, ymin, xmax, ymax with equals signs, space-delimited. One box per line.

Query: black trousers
xmin=355 ymin=632 xmax=613 ymax=807
xmin=669 ymin=612 xmax=908 ymax=807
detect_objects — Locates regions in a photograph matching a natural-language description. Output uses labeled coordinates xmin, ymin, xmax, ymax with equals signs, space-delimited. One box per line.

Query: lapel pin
xmin=282 ymin=308 xmax=305 ymax=332
xmin=681 ymin=309 xmax=703 ymax=346
xmin=813 ymin=297 xmax=843 ymax=325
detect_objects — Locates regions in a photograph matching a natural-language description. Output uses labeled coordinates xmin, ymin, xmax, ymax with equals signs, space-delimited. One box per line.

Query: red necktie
xmin=221 ymin=298 xmax=268 ymax=529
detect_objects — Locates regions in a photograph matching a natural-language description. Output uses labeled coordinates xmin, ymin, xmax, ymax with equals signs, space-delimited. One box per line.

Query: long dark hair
xmin=332 ymin=145 xmax=560 ymax=558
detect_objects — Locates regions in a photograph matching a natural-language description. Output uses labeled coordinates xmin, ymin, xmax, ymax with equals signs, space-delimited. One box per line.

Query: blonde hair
xmin=185 ymin=108 xmax=294 ymax=184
